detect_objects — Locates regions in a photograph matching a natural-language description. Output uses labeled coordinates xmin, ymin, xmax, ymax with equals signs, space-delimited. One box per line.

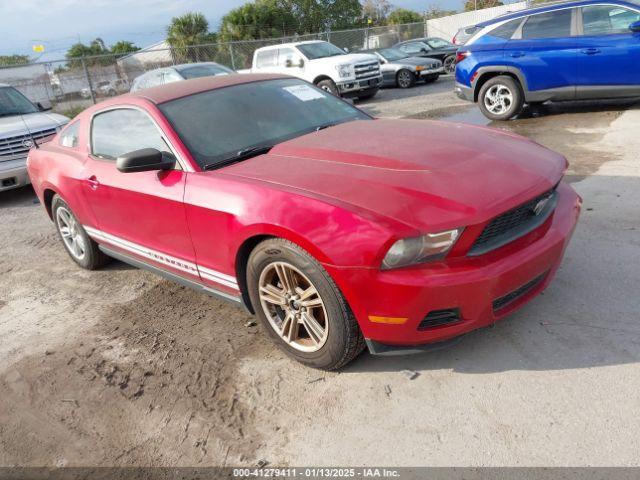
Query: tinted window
xmin=158 ymin=78 xmax=370 ymax=169
xmin=522 ymin=10 xmax=572 ymax=38
xmin=91 ymin=109 xmax=169 ymax=159
xmin=256 ymin=50 xmax=277 ymax=68
xmin=0 ymin=86 xmax=38 ymax=116
xmin=399 ymin=42 xmax=429 ymax=54
xmin=489 ymin=18 xmax=524 ymax=39
xmin=426 ymin=38 xmax=453 ymax=48
xmin=59 ymin=122 xmax=80 ymax=148
xmin=582 ymin=5 xmax=640 ymax=35
xmin=296 ymin=42 xmax=345 ymax=60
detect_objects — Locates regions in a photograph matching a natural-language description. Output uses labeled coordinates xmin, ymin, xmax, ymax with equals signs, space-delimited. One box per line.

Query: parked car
xmin=0 ymin=84 xmax=68 ymax=192
xmin=452 ymin=25 xmax=481 ymax=45
xmin=27 ymin=74 xmax=581 ymax=369
xmin=455 ymin=0 xmax=640 ymax=120
xmin=365 ymin=48 xmax=444 ymax=88
xmin=393 ymin=37 xmax=458 ymax=74
xmin=248 ymin=41 xmax=382 ymax=99
xmin=130 ymin=62 xmax=234 ymax=92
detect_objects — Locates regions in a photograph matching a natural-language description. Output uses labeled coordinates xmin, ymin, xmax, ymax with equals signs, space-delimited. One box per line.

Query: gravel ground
xmin=1 ymin=79 xmax=639 ymax=467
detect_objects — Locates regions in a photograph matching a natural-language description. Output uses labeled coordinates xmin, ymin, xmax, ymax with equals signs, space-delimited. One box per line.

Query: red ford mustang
xmin=27 ymin=74 xmax=581 ymax=369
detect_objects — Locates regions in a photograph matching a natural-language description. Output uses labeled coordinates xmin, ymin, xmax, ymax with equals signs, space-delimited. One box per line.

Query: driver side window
xmin=91 ymin=108 xmax=170 ymax=160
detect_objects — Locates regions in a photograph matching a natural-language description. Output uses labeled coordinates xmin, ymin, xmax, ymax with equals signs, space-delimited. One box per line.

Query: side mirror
xmin=285 ymin=58 xmax=304 ymax=68
xmin=343 ymin=47 xmax=350 ymax=53
xmin=630 ymin=20 xmax=640 ymax=32
xmin=116 ymin=148 xmax=176 ymax=173
xmin=420 ymin=47 xmax=428 ymax=53
xmin=37 ymin=101 xmax=52 ymax=111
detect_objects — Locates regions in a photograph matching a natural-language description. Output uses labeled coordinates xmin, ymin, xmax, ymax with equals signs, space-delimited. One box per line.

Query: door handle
xmin=509 ymin=51 xmax=525 ymax=58
xmin=581 ymin=48 xmax=601 ymax=55
xmin=85 ymin=176 xmax=100 ymax=189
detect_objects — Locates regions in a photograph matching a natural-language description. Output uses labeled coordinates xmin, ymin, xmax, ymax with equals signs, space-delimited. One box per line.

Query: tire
xmin=443 ymin=55 xmax=456 ymax=74
xmin=478 ymin=75 xmax=524 ymax=121
xmin=315 ymin=79 xmax=339 ymax=96
xmin=423 ymin=74 xmax=440 ymax=83
xmin=52 ymin=195 xmax=110 ymax=270
xmin=247 ymin=238 xmax=365 ymax=370
xmin=396 ymin=69 xmax=416 ymax=89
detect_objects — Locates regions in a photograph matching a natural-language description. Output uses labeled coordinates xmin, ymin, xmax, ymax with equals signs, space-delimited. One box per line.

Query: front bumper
xmin=0 ymin=157 xmax=30 ymax=192
xmin=325 ymin=182 xmax=581 ymax=351
xmin=454 ymin=82 xmax=474 ymax=102
xmin=337 ymin=75 xmax=382 ymax=96
xmin=419 ymin=66 xmax=444 ymax=76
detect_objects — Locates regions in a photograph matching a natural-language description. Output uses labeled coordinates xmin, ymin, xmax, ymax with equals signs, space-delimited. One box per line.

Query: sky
xmin=0 ymin=0 xmax=455 ymax=58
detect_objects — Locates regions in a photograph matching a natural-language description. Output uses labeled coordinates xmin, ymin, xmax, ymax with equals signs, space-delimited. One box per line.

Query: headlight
xmin=382 ymin=229 xmax=463 ymax=269
xmin=335 ymin=64 xmax=354 ymax=79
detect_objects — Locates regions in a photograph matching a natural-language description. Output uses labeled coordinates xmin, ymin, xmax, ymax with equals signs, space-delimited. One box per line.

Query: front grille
xmin=418 ymin=308 xmax=461 ymax=330
xmin=354 ymin=61 xmax=380 ymax=80
xmin=469 ymin=187 xmax=558 ymax=256
xmin=0 ymin=127 xmax=57 ymax=160
xmin=492 ymin=273 xmax=546 ymax=312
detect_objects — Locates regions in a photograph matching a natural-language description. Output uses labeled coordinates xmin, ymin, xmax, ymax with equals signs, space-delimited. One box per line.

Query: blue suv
xmin=455 ymin=0 xmax=640 ymax=120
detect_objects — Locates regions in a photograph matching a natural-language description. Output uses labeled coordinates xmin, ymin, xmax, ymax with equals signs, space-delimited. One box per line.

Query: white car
xmin=0 ymin=84 xmax=68 ymax=192
xmin=130 ymin=62 xmax=234 ymax=92
xmin=249 ymin=41 xmax=382 ymax=99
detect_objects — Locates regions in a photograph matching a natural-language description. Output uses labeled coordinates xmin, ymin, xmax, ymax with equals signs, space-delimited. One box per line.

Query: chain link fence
xmin=0 ymin=22 xmax=427 ymax=117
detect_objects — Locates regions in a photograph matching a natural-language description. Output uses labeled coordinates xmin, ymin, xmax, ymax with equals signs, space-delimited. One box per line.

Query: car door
xmin=398 ymin=41 xmax=434 ymax=59
xmin=277 ymin=47 xmax=306 ymax=76
xmin=507 ymin=8 xmax=581 ymax=95
xmin=575 ymin=4 xmax=640 ymax=92
xmin=81 ymin=106 xmax=199 ymax=281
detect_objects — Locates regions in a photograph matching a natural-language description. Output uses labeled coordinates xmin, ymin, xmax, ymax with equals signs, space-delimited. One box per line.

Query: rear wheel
xmin=247 ymin=238 xmax=365 ymax=370
xmin=396 ymin=69 xmax=416 ymax=88
xmin=443 ymin=55 xmax=456 ymax=74
xmin=315 ymin=79 xmax=339 ymax=96
xmin=478 ymin=75 xmax=524 ymax=121
xmin=52 ymin=195 xmax=109 ymax=270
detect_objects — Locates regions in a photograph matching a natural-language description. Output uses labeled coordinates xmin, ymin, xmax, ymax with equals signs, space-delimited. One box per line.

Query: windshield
xmin=159 ymin=78 xmax=370 ymax=169
xmin=296 ymin=42 xmax=345 ymax=60
xmin=426 ymin=38 xmax=454 ymax=49
xmin=378 ymin=48 xmax=409 ymax=61
xmin=179 ymin=64 xmax=233 ymax=79
xmin=0 ymin=86 xmax=38 ymax=117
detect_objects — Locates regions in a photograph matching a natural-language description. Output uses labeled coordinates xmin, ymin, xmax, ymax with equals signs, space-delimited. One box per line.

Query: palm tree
xmin=167 ymin=12 xmax=210 ymax=62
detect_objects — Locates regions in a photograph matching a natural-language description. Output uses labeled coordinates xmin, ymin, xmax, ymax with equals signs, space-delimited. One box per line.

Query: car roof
xmin=128 ymin=73 xmax=292 ymax=104
xmin=173 ymin=62 xmax=226 ymax=72
xmin=476 ymin=0 xmax=639 ymax=27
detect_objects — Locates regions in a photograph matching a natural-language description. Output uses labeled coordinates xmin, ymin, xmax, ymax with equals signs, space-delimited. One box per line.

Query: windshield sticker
xmin=282 ymin=84 xmax=325 ymax=102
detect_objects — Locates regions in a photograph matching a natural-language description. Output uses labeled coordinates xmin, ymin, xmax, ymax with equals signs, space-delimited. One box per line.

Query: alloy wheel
xmin=397 ymin=70 xmax=413 ymax=88
xmin=258 ymin=261 xmax=329 ymax=353
xmin=444 ymin=56 xmax=455 ymax=74
xmin=484 ymin=84 xmax=513 ymax=115
xmin=56 ymin=206 xmax=86 ymax=260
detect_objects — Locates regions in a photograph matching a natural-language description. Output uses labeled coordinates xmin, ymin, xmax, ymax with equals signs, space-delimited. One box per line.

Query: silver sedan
xmin=366 ymin=48 xmax=444 ymax=88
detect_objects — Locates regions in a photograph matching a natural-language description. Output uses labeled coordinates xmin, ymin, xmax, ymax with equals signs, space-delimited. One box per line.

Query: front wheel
xmin=396 ymin=69 xmax=416 ymax=88
xmin=247 ymin=238 xmax=365 ymax=370
xmin=478 ymin=75 xmax=524 ymax=121
xmin=315 ymin=79 xmax=339 ymax=96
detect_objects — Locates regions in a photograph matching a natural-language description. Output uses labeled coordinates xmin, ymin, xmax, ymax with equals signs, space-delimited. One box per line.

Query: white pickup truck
xmin=247 ymin=40 xmax=382 ymax=99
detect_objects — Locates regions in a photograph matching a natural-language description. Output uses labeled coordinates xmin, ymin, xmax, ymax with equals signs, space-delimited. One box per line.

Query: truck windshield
xmin=0 ymin=86 xmax=38 ymax=117
xmin=159 ymin=78 xmax=371 ymax=169
xmin=296 ymin=42 xmax=345 ymax=60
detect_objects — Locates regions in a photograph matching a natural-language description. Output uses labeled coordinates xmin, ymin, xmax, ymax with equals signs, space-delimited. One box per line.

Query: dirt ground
xmin=1 ymin=82 xmax=639 ymax=467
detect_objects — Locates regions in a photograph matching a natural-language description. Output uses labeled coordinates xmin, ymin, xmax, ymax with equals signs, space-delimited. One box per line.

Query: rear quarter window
xmin=488 ymin=18 xmax=524 ymax=39
xmin=59 ymin=122 xmax=80 ymax=148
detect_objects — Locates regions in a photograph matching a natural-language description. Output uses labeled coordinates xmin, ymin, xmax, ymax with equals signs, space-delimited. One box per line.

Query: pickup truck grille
xmin=354 ymin=61 xmax=380 ymax=80
xmin=0 ymin=127 xmax=57 ymax=160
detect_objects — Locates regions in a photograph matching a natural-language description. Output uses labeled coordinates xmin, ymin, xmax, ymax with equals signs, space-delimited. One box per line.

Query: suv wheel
xmin=52 ymin=195 xmax=109 ymax=270
xmin=478 ymin=75 xmax=524 ymax=121
xmin=247 ymin=238 xmax=365 ymax=370
xmin=316 ymin=79 xmax=339 ymax=96
xmin=396 ymin=69 xmax=415 ymax=88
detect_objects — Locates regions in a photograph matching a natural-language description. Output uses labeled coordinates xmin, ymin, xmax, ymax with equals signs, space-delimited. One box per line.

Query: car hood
xmin=0 ymin=112 xmax=68 ymax=139
xmin=220 ymin=119 xmax=566 ymax=232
